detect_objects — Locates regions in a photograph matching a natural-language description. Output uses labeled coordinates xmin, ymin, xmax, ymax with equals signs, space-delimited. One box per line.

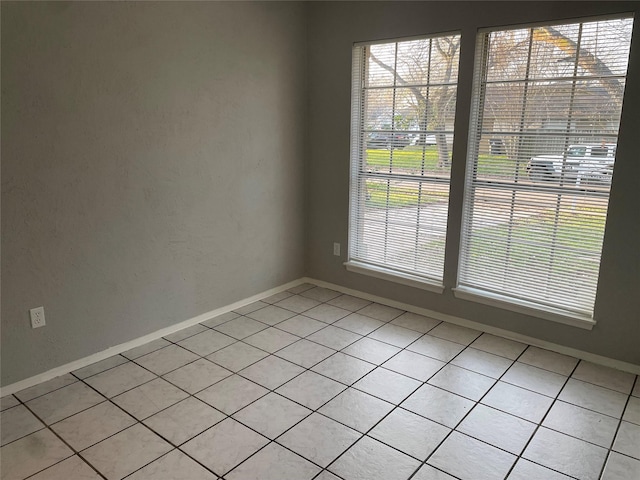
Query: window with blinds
xmin=457 ymin=17 xmax=633 ymax=321
xmin=348 ymin=34 xmax=460 ymax=288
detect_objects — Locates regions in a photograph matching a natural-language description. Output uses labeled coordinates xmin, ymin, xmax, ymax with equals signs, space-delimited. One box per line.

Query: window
xmin=347 ymin=33 xmax=461 ymax=290
xmin=457 ymin=17 xmax=633 ymax=322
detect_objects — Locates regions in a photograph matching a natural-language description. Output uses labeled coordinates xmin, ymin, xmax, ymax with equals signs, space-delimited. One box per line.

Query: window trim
xmin=344 ymin=261 xmax=445 ymax=293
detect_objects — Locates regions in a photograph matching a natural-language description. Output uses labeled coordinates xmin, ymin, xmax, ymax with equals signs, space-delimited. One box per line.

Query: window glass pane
xmin=461 ymin=16 xmax=633 ymax=318
xmin=350 ymin=33 xmax=460 ymax=283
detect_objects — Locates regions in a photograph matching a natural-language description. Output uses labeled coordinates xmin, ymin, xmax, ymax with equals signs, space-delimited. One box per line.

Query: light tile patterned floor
xmin=1 ymin=283 xmax=639 ymax=480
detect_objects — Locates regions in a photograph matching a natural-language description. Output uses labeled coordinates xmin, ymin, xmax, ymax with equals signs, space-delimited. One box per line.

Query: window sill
xmin=344 ymin=261 xmax=445 ymax=294
xmin=453 ymin=286 xmax=596 ymax=330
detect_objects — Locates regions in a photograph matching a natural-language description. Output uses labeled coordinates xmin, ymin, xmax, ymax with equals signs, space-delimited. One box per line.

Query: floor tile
xmin=226 ymin=442 xmax=321 ymax=480
xmin=523 ymin=427 xmax=608 ymax=480
xmin=451 ymin=347 xmax=513 ymax=379
xmin=275 ymin=294 xmax=321 ymax=313
xmin=112 ymin=378 xmax=189 ymax=420
xmin=315 ymin=471 xmax=342 ymax=480
xmin=334 ymin=313 xmax=384 ymax=336
xmin=276 ymin=371 xmax=346 ymax=410
xmin=457 ymin=404 xmax=536 ymax=455
xmin=342 ymin=337 xmax=401 ymax=365
xmin=300 ymin=286 xmax=342 ymax=303
xmin=73 ymin=355 xmax=128 ymax=379
xmin=196 ymin=375 xmax=268 ymax=415
xmin=518 ymin=346 xmax=578 ymax=376
xmin=278 ymin=413 xmax=361 ymax=467
xmin=51 ymin=401 xmax=136 ymax=451
xmin=127 ymin=450 xmax=217 ymax=480
xmin=307 ymin=325 xmax=362 ymax=350
xmin=427 ymin=431 xmax=516 ymax=480
xmin=302 ymin=304 xmax=351 ymax=323
xmin=135 ymin=344 xmax=199 ymax=376
xmin=178 ymin=329 xmax=236 ymax=356
xmin=233 ymin=392 xmax=311 ymax=439
xmin=382 ymin=350 xmax=445 ymax=382
xmin=508 ymin=459 xmax=573 ymax=479
xmin=412 ymin=464 xmax=457 ymax=480
xmin=329 ymin=436 xmax=420 ymax=480
xmin=406 ymin=335 xmax=465 ymax=362
xmin=319 ymin=388 xmax=394 ymax=433
xmin=558 ymin=378 xmax=628 ymax=418
xmin=311 ymin=352 xmax=375 ymax=385
xmin=276 ymin=315 xmax=326 ymax=337
xmin=15 ymin=373 xmax=77 ymax=402
xmin=427 ymin=364 xmax=495 ymax=401
xmin=428 ymin=323 xmax=481 ymax=346
xmin=163 ymin=358 xmax=232 ymax=394
xmin=623 ymin=395 xmax=640 ymax=425
xmin=239 ymin=355 xmax=304 ymax=389
xmin=200 ymin=310 xmax=239 ymax=328
xmin=206 ymin=342 xmax=267 ymax=372
xmin=328 ymin=294 xmax=372 ymax=312
xmin=287 ymin=283 xmax=317 ymax=294
xmin=367 ymin=323 xmax=422 ymax=348
xmin=357 ymin=303 xmax=404 ymax=322
xmin=261 ymin=290 xmax=293 ymax=304
xmin=572 ymin=361 xmax=636 ymax=394
xmin=601 ymin=451 xmax=640 ymax=480
xmin=122 ymin=338 xmax=171 ymax=360
xmin=390 ymin=312 xmax=440 ymax=333
xmin=633 ymin=380 xmax=640 ymax=397
xmin=182 ymin=418 xmax=268 ymax=476
xmin=369 ymin=408 xmax=450 ymax=460
xmin=143 ymin=397 xmax=225 ymax=446
xmin=470 ymin=333 xmax=527 ymax=360
xmin=275 ymin=339 xmax=334 ymax=368
xmin=502 ymin=362 xmax=567 ymax=397
xmin=84 ymin=362 xmax=155 ymax=398
xmin=213 ymin=316 xmax=268 ymax=339
xmin=0 ymin=429 xmax=73 ymax=480
xmin=82 ymin=424 xmax=172 ymax=480
xmin=543 ymin=400 xmax=619 ymax=448
xmin=234 ymin=300 xmax=269 ymax=315
xmin=29 ymin=455 xmax=103 ymax=480
xmin=353 ymin=368 xmax=421 ymax=404
xmin=1 ymin=404 xmax=44 ymax=446
xmin=401 ymin=384 xmax=474 ymax=428
xmin=246 ymin=305 xmax=296 ymax=325
xmin=26 ymin=381 xmax=104 ymax=424
xmin=612 ymin=421 xmax=640 ymax=459
xmin=163 ymin=323 xmax=208 ymax=342
xmin=243 ymin=327 xmax=299 ymax=353
xmin=481 ymin=381 xmax=554 ymax=423
xmin=0 ymin=395 xmax=19 ymax=411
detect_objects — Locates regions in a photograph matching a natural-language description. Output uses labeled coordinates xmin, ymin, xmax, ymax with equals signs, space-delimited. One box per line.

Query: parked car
xmin=527 ymin=144 xmax=616 ymax=184
xmin=367 ymin=132 xmax=411 ymax=150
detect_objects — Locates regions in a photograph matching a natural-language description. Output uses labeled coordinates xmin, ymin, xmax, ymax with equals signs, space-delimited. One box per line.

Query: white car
xmin=527 ymin=144 xmax=616 ymax=184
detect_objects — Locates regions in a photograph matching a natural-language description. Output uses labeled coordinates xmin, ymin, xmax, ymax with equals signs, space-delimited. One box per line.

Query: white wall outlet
xmin=30 ymin=306 xmax=46 ymax=329
xmin=333 ymin=242 xmax=341 ymax=256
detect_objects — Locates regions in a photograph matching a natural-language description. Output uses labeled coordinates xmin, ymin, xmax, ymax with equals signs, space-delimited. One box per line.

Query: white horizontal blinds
xmin=460 ymin=17 xmax=633 ymax=317
xmin=349 ymin=34 xmax=460 ymax=282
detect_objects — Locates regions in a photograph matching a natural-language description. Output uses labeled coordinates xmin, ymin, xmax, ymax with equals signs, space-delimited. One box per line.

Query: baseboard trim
xmin=1 ymin=278 xmax=306 ymax=396
xmin=303 ymin=277 xmax=640 ymax=376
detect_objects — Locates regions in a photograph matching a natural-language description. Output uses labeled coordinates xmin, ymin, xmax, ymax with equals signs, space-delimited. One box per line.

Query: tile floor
xmin=1 ymin=283 xmax=639 ymax=480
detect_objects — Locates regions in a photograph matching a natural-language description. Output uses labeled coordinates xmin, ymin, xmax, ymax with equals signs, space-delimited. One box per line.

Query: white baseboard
xmin=0 ymin=278 xmax=306 ymax=397
xmin=3 ymin=275 xmax=637 ymax=397
xmin=303 ymin=277 xmax=640 ymax=376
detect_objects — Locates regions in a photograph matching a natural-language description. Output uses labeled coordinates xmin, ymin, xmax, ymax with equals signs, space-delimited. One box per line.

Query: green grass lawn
xmin=365 ymin=181 xmax=448 ymax=208
xmin=365 ymin=146 xmax=526 ymax=177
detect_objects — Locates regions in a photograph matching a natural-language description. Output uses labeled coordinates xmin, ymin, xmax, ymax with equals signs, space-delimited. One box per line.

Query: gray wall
xmin=307 ymin=2 xmax=640 ymax=364
xmin=1 ymin=2 xmax=307 ymax=385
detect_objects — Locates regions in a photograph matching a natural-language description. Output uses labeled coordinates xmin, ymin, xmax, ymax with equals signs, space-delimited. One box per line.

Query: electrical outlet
xmin=333 ymin=242 xmax=341 ymax=256
xmin=30 ymin=306 xmax=46 ymax=329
